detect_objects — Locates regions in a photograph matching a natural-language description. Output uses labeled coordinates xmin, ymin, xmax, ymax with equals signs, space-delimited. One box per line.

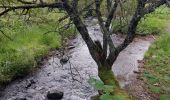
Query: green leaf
xmin=88 ymin=78 xmax=104 ymax=90
xmin=103 ymin=85 xmax=114 ymax=93
xmin=149 ymin=85 xmax=161 ymax=93
xmin=160 ymin=95 xmax=170 ymax=100
xmin=100 ymin=93 xmax=112 ymax=100
xmin=113 ymin=95 xmax=125 ymax=100
xmin=144 ymin=72 xmax=159 ymax=83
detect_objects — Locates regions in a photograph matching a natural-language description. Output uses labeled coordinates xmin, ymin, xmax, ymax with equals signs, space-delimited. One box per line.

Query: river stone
xmin=68 ymin=45 xmax=75 ymax=50
xmin=47 ymin=90 xmax=63 ymax=100
xmin=60 ymin=56 xmax=69 ymax=64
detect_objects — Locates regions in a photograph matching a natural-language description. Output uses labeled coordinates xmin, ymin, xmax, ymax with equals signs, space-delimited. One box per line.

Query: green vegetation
xmin=0 ymin=9 xmax=75 ymax=84
xmin=144 ymin=33 xmax=170 ymax=98
xmin=89 ymin=77 xmax=130 ymax=100
xmin=89 ymin=67 xmax=131 ymax=100
xmin=111 ymin=5 xmax=170 ymax=35
xmin=137 ymin=5 xmax=170 ymax=35
xmin=88 ymin=78 xmax=115 ymax=100
xmin=141 ymin=5 xmax=170 ymax=99
xmin=112 ymin=3 xmax=170 ymax=35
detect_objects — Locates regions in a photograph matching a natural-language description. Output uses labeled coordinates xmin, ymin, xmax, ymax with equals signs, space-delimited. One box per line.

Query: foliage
xmin=137 ymin=5 xmax=170 ymax=35
xmin=0 ymin=9 xmax=75 ymax=83
xmin=111 ymin=0 xmax=137 ymax=33
xmin=139 ymin=5 xmax=170 ymax=99
xmin=111 ymin=5 xmax=170 ymax=34
xmin=160 ymin=95 xmax=170 ymax=100
xmin=88 ymin=77 xmax=125 ymax=100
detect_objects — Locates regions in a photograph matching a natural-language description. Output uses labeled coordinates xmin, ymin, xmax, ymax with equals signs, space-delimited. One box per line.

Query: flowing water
xmin=0 ymin=19 xmax=154 ymax=100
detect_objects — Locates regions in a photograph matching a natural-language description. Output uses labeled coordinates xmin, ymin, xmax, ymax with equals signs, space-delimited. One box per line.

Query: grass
xmin=141 ymin=5 xmax=170 ymax=99
xmin=144 ymin=33 xmax=170 ymax=98
xmin=0 ymin=9 xmax=75 ymax=84
xmin=137 ymin=5 xmax=170 ymax=35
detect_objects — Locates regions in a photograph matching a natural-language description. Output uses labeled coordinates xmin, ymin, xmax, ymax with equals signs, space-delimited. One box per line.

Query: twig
xmin=0 ymin=30 xmax=13 ymax=41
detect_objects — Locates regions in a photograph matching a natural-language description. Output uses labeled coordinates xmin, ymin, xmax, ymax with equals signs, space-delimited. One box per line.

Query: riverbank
xmin=126 ymin=15 xmax=170 ymax=100
xmin=143 ymin=23 xmax=170 ymax=99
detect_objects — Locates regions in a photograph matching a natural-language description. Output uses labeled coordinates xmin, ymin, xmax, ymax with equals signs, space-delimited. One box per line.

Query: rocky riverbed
xmin=0 ymin=19 xmax=154 ymax=100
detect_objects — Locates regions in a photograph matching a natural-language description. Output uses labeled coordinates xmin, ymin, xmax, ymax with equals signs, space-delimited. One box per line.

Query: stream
xmin=0 ymin=19 xmax=154 ymax=100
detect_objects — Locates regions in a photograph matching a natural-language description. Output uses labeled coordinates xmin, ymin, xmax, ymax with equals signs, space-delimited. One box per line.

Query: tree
xmin=0 ymin=0 xmax=169 ymax=99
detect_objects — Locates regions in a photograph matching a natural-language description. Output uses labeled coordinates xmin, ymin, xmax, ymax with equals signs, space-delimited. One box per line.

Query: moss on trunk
xmin=95 ymin=67 xmax=131 ymax=100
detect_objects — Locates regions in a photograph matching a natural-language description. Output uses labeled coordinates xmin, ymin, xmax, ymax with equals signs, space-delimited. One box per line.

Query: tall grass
xmin=0 ymin=9 xmax=75 ymax=83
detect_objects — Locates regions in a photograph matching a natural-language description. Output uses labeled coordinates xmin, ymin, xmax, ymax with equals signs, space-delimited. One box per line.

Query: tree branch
xmin=0 ymin=30 xmax=13 ymax=41
xmin=58 ymin=1 xmax=95 ymax=23
xmin=142 ymin=0 xmax=166 ymax=16
xmin=61 ymin=0 xmax=101 ymax=66
xmin=105 ymin=0 xmax=119 ymax=30
xmin=95 ymin=0 xmax=117 ymax=65
xmin=0 ymin=2 xmax=64 ymax=16
xmin=116 ymin=0 xmax=165 ymax=57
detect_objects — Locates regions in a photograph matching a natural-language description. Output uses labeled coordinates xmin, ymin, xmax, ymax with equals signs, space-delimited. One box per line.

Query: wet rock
xmin=47 ymin=90 xmax=63 ymax=100
xmin=68 ymin=45 xmax=75 ymax=50
xmin=94 ymin=28 xmax=99 ymax=31
xmin=133 ymin=70 xmax=142 ymax=74
xmin=60 ymin=56 xmax=69 ymax=64
xmin=25 ymin=79 xmax=36 ymax=89
xmin=47 ymin=73 xmax=51 ymax=76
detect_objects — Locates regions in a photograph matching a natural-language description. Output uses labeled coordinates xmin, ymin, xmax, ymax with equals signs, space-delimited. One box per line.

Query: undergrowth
xmin=0 ymin=9 xmax=75 ymax=84
xmin=137 ymin=5 xmax=170 ymax=35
